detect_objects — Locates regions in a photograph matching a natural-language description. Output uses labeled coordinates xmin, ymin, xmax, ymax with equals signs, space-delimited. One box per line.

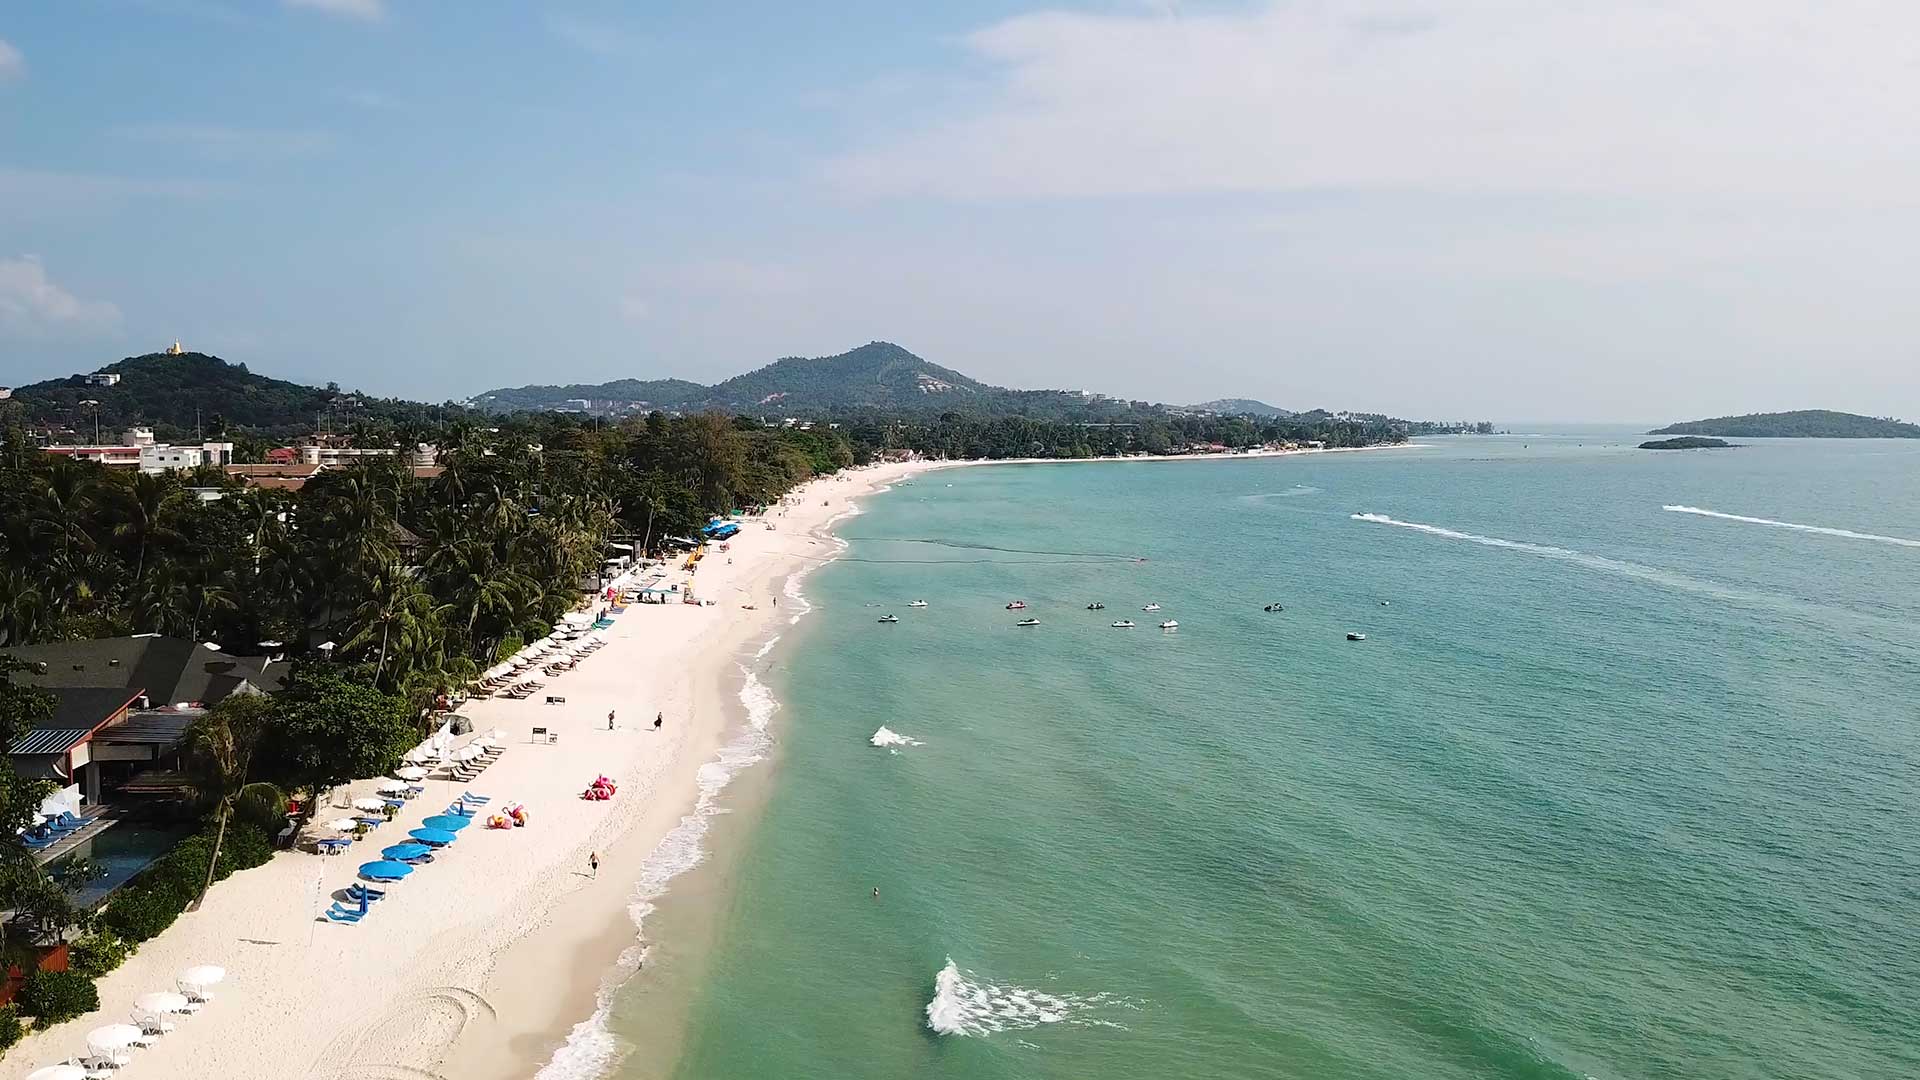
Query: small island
xmin=1648 ymin=409 xmax=1920 ymax=439
xmin=1639 ymin=436 xmax=1733 ymax=450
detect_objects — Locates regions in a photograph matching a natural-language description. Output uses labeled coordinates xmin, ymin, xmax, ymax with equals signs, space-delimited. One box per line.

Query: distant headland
xmin=1639 ymin=436 xmax=1732 ymax=450
xmin=1648 ymin=410 xmax=1920 ymax=439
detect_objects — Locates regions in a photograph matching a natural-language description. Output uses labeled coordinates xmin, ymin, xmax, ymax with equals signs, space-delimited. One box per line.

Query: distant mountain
xmin=3 ymin=352 xmax=427 ymax=441
xmin=470 ymin=342 xmax=1113 ymax=417
xmin=1187 ymin=398 xmax=1291 ymax=418
xmin=1649 ymin=410 xmax=1920 ymax=439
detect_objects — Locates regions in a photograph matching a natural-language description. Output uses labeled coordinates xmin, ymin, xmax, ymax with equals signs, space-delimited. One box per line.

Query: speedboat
xmin=1142 ymin=603 xmax=1162 ymax=612
xmin=1111 ymin=620 xmax=1136 ymax=628
xmin=1263 ymin=603 xmax=1284 ymax=612
xmin=1346 ymin=632 xmax=1366 ymax=641
xmin=1006 ymin=601 xmax=1028 ymax=610
xmin=878 ymin=614 xmax=899 ymax=624
xmin=1086 ymin=602 xmax=1106 ymax=610
xmin=1016 ymin=618 xmax=1040 ymax=627
xmin=1159 ymin=620 xmax=1179 ymax=630
xmin=908 ymin=600 xmax=929 ymax=608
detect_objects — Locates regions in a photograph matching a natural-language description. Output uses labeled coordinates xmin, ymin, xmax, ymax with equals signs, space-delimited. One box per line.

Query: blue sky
xmin=2 ymin=1 xmax=1917 ymax=421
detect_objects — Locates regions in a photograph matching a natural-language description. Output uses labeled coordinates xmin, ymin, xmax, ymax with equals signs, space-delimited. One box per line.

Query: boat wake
xmin=1239 ymin=485 xmax=1321 ymax=502
xmin=925 ymin=958 xmax=1136 ymax=1038
xmin=1662 ymin=505 xmax=1920 ymax=549
xmin=870 ymin=726 xmax=922 ymax=749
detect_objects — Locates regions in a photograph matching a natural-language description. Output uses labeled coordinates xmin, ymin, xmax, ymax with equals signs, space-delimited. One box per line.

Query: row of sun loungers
xmin=20 ymin=809 xmax=102 ymax=851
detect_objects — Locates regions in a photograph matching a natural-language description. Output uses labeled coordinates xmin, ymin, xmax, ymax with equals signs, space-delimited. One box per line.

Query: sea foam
xmin=926 ymin=958 xmax=1134 ymax=1037
xmin=869 ymin=726 xmax=922 ymax=749
xmin=1662 ymin=505 xmax=1920 ymax=548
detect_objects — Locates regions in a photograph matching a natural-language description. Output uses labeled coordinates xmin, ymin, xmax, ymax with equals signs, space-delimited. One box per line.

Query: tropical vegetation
xmin=1649 ymin=410 xmax=1920 ymax=439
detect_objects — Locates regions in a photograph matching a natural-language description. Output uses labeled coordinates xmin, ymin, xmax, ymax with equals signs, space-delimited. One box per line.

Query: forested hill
xmin=471 ymin=341 xmax=1130 ymax=417
xmin=1187 ymin=398 xmax=1292 ymax=418
xmin=1649 ymin=410 xmax=1920 ymax=438
xmin=6 ymin=352 xmax=431 ymax=440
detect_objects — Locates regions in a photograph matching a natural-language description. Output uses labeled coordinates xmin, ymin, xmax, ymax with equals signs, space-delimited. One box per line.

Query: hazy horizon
xmin=3 ymin=2 xmax=1917 ymax=421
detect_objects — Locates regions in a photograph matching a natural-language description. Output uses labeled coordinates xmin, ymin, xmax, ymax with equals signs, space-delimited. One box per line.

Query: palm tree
xmin=342 ymin=570 xmax=447 ymax=689
xmin=0 ymin=567 xmax=47 ymax=646
xmin=109 ymin=472 xmax=184 ymax=584
xmin=181 ymin=694 xmax=273 ymax=910
xmin=133 ymin=563 xmax=192 ymax=637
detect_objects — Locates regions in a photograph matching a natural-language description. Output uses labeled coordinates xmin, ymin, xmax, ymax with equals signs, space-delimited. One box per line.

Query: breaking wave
xmin=926 ymin=958 xmax=1136 ymax=1038
xmin=870 ymin=726 xmax=921 ymax=749
xmin=1662 ymin=505 xmax=1920 ymax=549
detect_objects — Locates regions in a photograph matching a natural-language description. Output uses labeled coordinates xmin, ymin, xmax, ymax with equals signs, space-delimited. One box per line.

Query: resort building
xmin=82 ymin=372 xmax=122 ymax=387
xmin=42 ymin=427 xmax=235 ymax=473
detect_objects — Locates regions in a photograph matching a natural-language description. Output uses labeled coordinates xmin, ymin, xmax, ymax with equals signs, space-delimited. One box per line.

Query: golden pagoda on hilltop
xmin=165 ymin=341 xmax=185 ymax=355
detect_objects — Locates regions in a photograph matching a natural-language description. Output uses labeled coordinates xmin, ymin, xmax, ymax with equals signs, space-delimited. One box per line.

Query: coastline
xmin=0 ymin=459 xmax=928 ymax=1080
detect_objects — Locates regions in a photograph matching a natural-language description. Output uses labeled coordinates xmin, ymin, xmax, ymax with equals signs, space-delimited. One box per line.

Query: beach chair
xmin=326 ymin=908 xmax=364 ymax=924
xmin=346 ymin=884 xmax=386 ymax=901
xmin=461 ymin=793 xmax=491 ymax=804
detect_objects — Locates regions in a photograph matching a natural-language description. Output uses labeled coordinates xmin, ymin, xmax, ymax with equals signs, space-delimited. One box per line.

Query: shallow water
xmin=621 ymin=433 xmax=1920 ymax=1080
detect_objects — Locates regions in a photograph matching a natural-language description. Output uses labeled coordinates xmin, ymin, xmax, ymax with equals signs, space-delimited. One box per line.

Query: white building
xmin=297 ymin=445 xmax=397 ymax=467
xmin=0 ymin=387 xmax=12 ymax=400
xmin=138 ymin=441 xmax=234 ymax=474
xmin=84 ymin=372 xmax=122 ymax=387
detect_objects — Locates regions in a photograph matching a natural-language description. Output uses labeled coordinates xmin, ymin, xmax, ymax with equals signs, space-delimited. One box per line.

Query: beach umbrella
xmin=27 ymin=1066 xmax=87 ymax=1080
xmin=421 ymin=814 xmax=471 ymax=832
xmin=86 ymin=1024 xmax=142 ymax=1052
xmin=178 ymin=965 xmax=225 ymax=990
xmin=325 ymin=816 xmax=360 ymax=833
xmin=381 ymin=843 xmax=430 ymax=861
xmin=359 ymin=860 xmax=413 ymax=881
xmin=351 ymin=797 xmax=387 ymax=813
xmin=393 ymin=766 xmax=428 ymax=782
xmin=136 ymin=991 xmax=189 ymax=1015
xmin=408 ymin=827 xmax=457 ymax=846
xmin=373 ymin=780 xmax=408 ymax=795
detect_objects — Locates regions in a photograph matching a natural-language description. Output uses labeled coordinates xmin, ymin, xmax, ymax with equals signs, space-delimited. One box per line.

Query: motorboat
xmin=878 ymin=615 xmax=899 ymax=624
xmin=1263 ymin=603 xmax=1284 ymax=612
xmin=1086 ymin=602 xmax=1106 ymax=610
xmin=1111 ymin=620 xmax=1136 ymax=628
xmin=1006 ymin=601 xmax=1028 ymax=610
xmin=1346 ymin=632 xmax=1366 ymax=641
xmin=1159 ymin=620 xmax=1179 ymax=630
xmin=1142 ymin=603 xmax=1162 ymax=612
xmin=1016 ymin=618 xmax=1041 ymax=627
xmin=908 ymin=600 xmax=930 ymax=608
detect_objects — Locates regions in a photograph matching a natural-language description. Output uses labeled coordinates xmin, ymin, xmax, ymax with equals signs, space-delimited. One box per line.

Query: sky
xmin=2 ymin=0 xmax=1917 ymax=422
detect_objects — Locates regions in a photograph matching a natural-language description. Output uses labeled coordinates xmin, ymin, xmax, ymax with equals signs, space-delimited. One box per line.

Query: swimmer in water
xmin=872 ymin=887 xmax=880 ymax=899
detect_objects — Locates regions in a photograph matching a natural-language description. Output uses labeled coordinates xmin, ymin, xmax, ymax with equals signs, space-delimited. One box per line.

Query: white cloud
xmin=0 ymin=38 xmax=24 ymax=81
xmin=285 ymin=0 xmax=383 ymax=20
xmin=829 ymin=1 xmax=1920 ymax=203
xmin=0 ymin=257 xmax=123 ymax=338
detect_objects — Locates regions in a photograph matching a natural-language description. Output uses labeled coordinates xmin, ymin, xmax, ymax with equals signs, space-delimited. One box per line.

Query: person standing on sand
xmin=654 ymin=712 xmax=663 ymax=731
xmin=590 ymin=852 xmax=599 ymax=878
xmin=608 ymin=710 xmax=615 ymax=731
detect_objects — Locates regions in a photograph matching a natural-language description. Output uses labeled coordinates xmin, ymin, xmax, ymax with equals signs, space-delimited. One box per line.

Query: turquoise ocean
xmin=602 ymin=432 xmax=1920 ymax=1080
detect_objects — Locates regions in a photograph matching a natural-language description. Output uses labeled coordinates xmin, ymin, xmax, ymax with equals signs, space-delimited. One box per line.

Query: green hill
xmin=1649 ymin=410 xmax=1920 ymax=439
xmin=5 ymin=352 xmax=427 ymax=441
xmin=471 ymin=377 xmax=709 ymax=413
xmin=1187 ymin=398 xmax=1292 ymax=418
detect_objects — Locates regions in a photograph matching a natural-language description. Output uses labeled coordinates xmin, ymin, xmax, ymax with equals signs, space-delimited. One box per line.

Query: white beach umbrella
xmin=85 ymin=1024 xmax=142 ymax=1052
xmin=374 ymin=780 xmax=408 ymax=795
xmin=393 ymin=766 xmax=428 ymax=782
xmin=561 ymin=611 xmax=594 ymax=626
xmin=351 ymin=798 xmax=387 ymax=812
xmin=325 ymin=817 xmax=360 ymax=832
xmin=26 ymin=1066 xmax=87 ymax=1080
xmin=178 ymin=965 xmax=225 ymax=991
xmin=136 ymin=991 xmax=189 ymax=1015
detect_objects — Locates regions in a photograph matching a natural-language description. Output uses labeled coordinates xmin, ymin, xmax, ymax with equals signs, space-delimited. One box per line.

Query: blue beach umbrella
xmin=421 ymin=815 xmax=471 ymax=832
xmin=381 ymin=843 xmax=430 ymax=861
xmin=358 ymin=860 xmax=414 ymax=882
xmin=408 ymin=827 xmax=457 ymax=846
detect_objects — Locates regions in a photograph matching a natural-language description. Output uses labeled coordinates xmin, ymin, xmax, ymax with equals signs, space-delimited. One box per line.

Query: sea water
xmin=609 ymin=431 xmax=1920 ymax=1080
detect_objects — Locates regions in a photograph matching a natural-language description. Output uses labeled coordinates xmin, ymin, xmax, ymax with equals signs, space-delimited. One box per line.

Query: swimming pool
xmin=47 ymin=823 xmax=188 ymax=908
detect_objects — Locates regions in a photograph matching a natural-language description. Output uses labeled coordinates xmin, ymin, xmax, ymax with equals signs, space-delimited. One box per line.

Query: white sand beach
xmin=0 ymin=460 xmax=930 ymax=1080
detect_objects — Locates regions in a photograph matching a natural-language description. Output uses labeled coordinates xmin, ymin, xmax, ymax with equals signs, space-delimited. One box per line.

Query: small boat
xmin=1263 ymin=603 xmax=1284 ymax=612
xmin=878 ymin=615 xmax=899 ymax=624
xmin=1006 ymin=601 xmax=1028 ymax=610
xmin=1159 ymin=620 xmax=1179 ymax=630
xmin=1142 ymin=603 xmax=1162 ymax=612
xmin=1111 ymin=620 xmax=1136 ymax=628
xmin=908 ymin=600 xmax=929 ymax=608
xmin=1379 ymin=600 xmax=1390 ymax=607
xmin=1346 ymin=632 xmax=1366 ymax=641
xmin=1086 ymin=602 xmax=1106 ymax=610
xmin=1016 ymin=618 xmax=1040 ymax=627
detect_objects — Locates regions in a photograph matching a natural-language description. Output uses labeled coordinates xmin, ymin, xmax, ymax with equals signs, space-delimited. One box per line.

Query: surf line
xmin=1662 ymin=505 xmax=1920 ymax=549
xmin=839 ymin=537 xmax=1148 ymax=561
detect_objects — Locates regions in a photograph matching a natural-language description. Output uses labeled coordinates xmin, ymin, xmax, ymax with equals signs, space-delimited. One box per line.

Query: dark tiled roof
xmin=1 ymin=636 xmax=282 ymax=706
xmin=7 ymin=687 xmax=139 ymax=755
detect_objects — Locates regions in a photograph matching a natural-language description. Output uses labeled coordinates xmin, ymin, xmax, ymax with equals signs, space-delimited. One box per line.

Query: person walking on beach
xmin=654 ymin=711 xmax=663 ymax=731
xmin=608 ymin=709 xmax=616 ymax=731
xmin=589 ymin=852 xmax=599 ymax=878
